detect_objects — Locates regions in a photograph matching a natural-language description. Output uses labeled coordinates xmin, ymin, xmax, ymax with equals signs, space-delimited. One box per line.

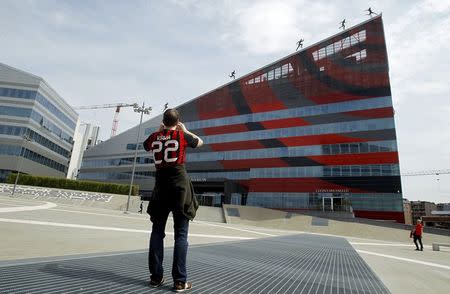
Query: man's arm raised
xmin=177 ymin=122 xmax=203 ymax=148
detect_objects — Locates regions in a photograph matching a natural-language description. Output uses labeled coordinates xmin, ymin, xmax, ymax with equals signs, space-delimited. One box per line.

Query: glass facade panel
xmin=0 ymin=144 xmax=66 ymax=173
xmin=0 ymin=144 xmax=21 ymax=156
xmin=0 ymin=87 xmax=76 ymax=129
xmin=0 ymin=105 xmax=74 ymax=143
xmin=126 ymin=143 xmax=144 ymax=150
xmin=30 ymin=110 xmax=73 ymax=143
xmin=0 ymin=106 xmax=32 ymax=117
xmin=0 ymin=125 xmax=70 ymax=158
xmin=201 ymin=118 xmax=395 ymax=144
xmin=185 ymin=96 xmax=392 ymax=131
xmin=246 ymin=192 xmax=402 ymax=212
xmin=81 ymin=156 xmax=153 ymax=168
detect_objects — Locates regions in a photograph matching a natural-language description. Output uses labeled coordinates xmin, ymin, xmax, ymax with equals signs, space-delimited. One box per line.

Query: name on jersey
xmin=157 ymin=135 xmax=171 ymax=141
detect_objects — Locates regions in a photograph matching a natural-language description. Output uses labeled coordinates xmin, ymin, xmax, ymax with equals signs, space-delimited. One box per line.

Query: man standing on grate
xmin=143 ymin=108 xmax=203 ymax=292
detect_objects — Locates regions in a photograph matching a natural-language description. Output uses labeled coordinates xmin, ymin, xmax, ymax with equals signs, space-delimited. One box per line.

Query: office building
xmin=0 ymin=63 xmax=77 ymax=180
xmin=67 ymin=122 xmax=100 ymax=179
xmin=79 ymin=16 xmax=404 ymax=222
xmin=411 ymin=201 xmax=437 ymax=224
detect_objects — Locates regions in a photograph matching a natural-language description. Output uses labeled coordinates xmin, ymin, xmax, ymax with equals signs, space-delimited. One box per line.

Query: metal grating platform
xmin=0 ymin=234 xmax=390 ymax=293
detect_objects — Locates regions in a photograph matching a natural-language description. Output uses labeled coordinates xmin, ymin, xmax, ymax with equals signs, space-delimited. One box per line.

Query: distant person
xmin=139 ymin=201 xmax=143 ymax=214
xmin=296 ymin=38 xmax=304 ymax=51
xmin=365 ymin=7 xmax=378 ymax=17
xmin=229 ymin=70 xmax=236 ymax=79
xmin=143 ymin=108 xmax=203 ymax=292
xmin=412 ymin=219 xmax=424 ymax=251
xmin=339 ymin=19 xmax=346 ymax=30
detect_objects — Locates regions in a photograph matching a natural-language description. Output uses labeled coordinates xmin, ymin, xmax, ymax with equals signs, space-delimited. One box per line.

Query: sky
xmin=0 ymin=0 xmax=449 ymax=203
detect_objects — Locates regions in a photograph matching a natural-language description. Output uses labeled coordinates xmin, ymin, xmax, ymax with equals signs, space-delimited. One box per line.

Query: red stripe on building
xmin=197 ymin=87 xmax=239 ymax=120
xmin=260 ymin=117 xmax=310 ymax=129
xmin=250 ymin=101 xmax=286 ymax=113
xmin=203 ymin=124 xmax=248 ymax=135
xmin=308 ymin=91 xmax=375 ymax=105
xmin=240 ymin=78 xmax=287 ymax=113
xmin=315 ymin=60 xmax=390 ymax=90
xmin=198 ymin=107 xmax=239 ymax=121
xmin=308 ymin=152 xmax=399 ymax=166
xmin=249 ymin=178 xmax=368 ymax=193
xmin=344 ymin=107 xmax=394 ymax=119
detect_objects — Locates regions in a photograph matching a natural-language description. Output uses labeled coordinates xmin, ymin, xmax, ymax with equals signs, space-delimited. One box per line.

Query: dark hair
xmin=163 ymin=108 xmax=179 ymax=127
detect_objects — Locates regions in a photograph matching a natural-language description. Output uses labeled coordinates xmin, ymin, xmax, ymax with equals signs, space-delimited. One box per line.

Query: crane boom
xmin=74 ymin=102 xmax=138 ymax=137
xmin=74 ymin=103 xmax=138 ymax=110
xmin=402 ymin=169 xmax=450 ymax=176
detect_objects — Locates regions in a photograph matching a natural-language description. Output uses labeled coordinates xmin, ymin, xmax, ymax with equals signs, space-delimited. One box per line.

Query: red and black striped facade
xmin=176 ymin=16 xmax=403 ymax=222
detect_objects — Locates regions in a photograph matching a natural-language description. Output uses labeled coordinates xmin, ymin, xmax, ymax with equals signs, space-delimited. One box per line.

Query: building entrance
xmin=192 ymin=180 xmax=248 ymax=207
xmin=321 ymin=193 xmax=350 ymax=212
xmin=196 ymin=193 xmax=223 ymax=207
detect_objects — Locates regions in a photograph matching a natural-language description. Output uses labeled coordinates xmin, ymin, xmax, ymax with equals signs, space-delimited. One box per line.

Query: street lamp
xmin=12 ymin=134 xmax=32 ymax=196
xmin=125 ymin=102 xmax=152 ymax=213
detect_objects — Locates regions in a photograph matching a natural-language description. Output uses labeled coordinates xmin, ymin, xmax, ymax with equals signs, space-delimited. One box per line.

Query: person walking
xmin=143 ymin=108 xmax=203 ymax=292
xmin=412 ymin=219 xmax=424 ymax=251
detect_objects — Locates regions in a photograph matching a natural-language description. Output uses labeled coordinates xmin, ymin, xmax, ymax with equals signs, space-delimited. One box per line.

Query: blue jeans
xmin=149 ymin=209 xmax=190 ymax=283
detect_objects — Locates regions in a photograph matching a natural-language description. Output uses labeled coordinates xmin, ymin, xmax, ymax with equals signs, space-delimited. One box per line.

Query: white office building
xmin=0 ymin=63 xmax=78 ymax=180
xmin=67 ymin=122 xmax=100 ymax=179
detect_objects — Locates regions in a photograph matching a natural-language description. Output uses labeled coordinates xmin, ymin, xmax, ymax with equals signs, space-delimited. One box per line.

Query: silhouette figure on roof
xmin=163 ymin=103 xmax=168 ymax=112
xmin=366 ymin=7 xmax=378 ymax=17
xmin=296 ymin=38 xmax=304 ymax=51
xmin=339 ymin=19 xmax=346 ymax=30
xmin=229 ymin=70 xmax=236 ymax=79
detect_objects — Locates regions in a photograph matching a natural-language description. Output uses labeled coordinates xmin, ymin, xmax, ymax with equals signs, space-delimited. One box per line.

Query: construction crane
xmin=74 ymin=103 xmax=138 ymax=137
xmin=401 ymin=169 xmax=450 ymax=176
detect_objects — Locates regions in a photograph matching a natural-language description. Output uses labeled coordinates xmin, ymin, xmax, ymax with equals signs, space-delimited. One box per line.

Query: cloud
xmin=231 ymin=2 xmax=300 ymax=54
xmin=219 ymin=1 xmax=339 ymax=55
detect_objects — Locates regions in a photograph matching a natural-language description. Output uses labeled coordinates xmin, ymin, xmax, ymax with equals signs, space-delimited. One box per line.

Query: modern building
xmin=427 ymin=203 xmax=450 ymax=229
xmin=423 ymin=209 xmax=450 ymax=230
xmin=437 ymin=203 xmax=450 ymax=211
xmin=411 ymin=201 xmax=437 ymax=224
xmin=79 ymin=15 xmax=404 ymax=222
xmin=67 ymin=122 xmax=100 ymax=179
xmin=0 ymin=63 xmax=78 ymax=180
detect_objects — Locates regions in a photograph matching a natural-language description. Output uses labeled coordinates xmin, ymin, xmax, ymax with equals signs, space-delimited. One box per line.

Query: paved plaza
xmin=1 ymin=194 xmax=449 ymax=293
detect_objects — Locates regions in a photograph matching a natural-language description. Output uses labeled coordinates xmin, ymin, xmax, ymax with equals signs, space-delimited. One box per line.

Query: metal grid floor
xmin=0 ymin=234 xmax=390 ymax=293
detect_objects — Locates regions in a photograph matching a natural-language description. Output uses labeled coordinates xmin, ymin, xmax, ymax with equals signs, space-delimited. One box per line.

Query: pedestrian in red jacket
xmin=412 ymin=219 xmax=424 ymax=251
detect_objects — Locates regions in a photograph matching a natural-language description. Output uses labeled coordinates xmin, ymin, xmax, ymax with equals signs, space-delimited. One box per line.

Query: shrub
xmin=6 ymin=173 xmax=139 ymax=195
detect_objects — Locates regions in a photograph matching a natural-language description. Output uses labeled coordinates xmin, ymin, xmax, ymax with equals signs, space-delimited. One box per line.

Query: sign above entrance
xmin=316 ymin=189 xmax=350 ymax=193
